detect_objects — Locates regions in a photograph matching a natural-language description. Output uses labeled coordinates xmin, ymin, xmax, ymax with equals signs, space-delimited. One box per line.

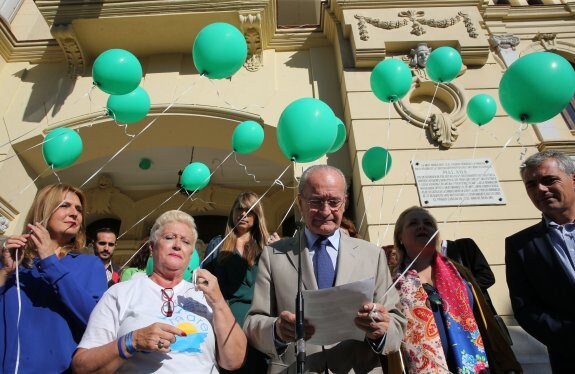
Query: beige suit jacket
xmin=244 ymin=230 xmax=406 ymax=374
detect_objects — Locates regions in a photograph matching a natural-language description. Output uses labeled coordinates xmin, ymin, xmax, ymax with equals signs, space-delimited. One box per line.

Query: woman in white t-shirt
xmin=73 ymin=210 xmax=247 ymax=373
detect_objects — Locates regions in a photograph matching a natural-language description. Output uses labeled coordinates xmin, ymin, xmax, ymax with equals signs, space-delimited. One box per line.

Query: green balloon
xmin=277 ymin=98 xmax=337 ymax=163
xmin=107 ymin=86 xmax=151 ymax=124
xmin=467 ymin=94 xmax=497 ymax=126
xmin=93 ymin=49 xmax=142 ymax=95
xmin=42 ymin=128 xmax=83 ymax=169
xmin=499 ymin=52 xmax=575 ymax=123
xmin=193 ymin=22 xmax=248 ymax=79
xmin=181 ymin=162 xmax=211 ymax=191
xmin=327 ymin=117 xmax=347 ymax=153
xmin=370 ymin=59 xmax=412 ymax=103
xmin=232 ymin=120 xmax=265 ymax=154
xmin=362 ymin=147 xmax=392 ymax=182
xmin=426 ymin=46 xmax=462 ymax=83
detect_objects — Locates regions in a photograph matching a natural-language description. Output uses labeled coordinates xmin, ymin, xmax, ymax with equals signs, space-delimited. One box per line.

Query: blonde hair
xmin=220 ymin=192 xmax=270 ymax=267
xmin=149 ymin=210 xmax=198 ymax=247
xmin=23 ymin=184 xmax=86 ymax=265
xmin=392 ymin=206 xmax=440 ymax=274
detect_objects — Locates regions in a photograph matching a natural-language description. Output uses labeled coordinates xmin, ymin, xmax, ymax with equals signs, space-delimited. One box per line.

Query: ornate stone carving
xmin=0 ymin=215 xmax=9 ymax=234
xmin=534 ymin=32 xmax=557 ymax=50
xmin=427 ymin=113 xmax=459 ymax=148
xmin=85 ymin=174 xmax=134 ymax=216
xmin=489 ymin=34 xmax=520 ymax=51
xmin=51 ymin=23 xmax=86 ymax=77
xmin=408 ymin=42 xmax=432 ymax=68
xmin=354 ymin=15 xmax=408 ymax=41
xmin=395 ymin=80 xmax=467 ymax=149
xmin=239 ymin=13 xmax=263 ymax=72
xmin=354 ymin=10 xmax=478 ymax=39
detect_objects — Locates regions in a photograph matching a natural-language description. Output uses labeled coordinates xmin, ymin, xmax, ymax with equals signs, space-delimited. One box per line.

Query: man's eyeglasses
xmin=161 ymin=288 xmax=174 ymax=317
xmin=422 ymin=283 xmax=443 ymax=310
xmin=303 ymin=198 xmax=344 ymax=210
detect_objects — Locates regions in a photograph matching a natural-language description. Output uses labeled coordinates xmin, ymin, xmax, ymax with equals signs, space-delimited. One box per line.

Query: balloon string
xmin=472 ymin=126 xmax=480 ymax=160
xmin=0 ymin=120 xmax=39 ymax=151
xmin=199 ymin=162 xmax=292 ymax=268
xmin=176 ymin=151 xmax=234 ymax=211
xmin=116 ymin=189 xmax=182 ymax=241
xmin=516 ymin=122 xmax=529 ymax=163
xmin=205 ymin=75 xmax=275 ymax=113
xmin=378 ymin=228 xmax=440 ymax=302
xmin=275 ymin=196 xmax=297 ymax=233
xmin=441 ymin=122 xmax=527 ymax=224
xmin=372 ymin=82 xmax=441 ymax=245
xmin=376 ymin=186 xmax=385 ymax=247
xmin=0 ymin=134 xmax=57 ymax=164
xmin=22 ymin=166 xmax=51 ymax=193
xmin=119 ymin=239 xmax=149 ymax=272
xmin=233 ymin=153 xmax=260 ymax=183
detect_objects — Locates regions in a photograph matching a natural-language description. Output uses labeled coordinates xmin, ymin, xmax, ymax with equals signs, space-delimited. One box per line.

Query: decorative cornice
xmin=35 ymin=0 xmax=270 ymax=26
xmin=489 ymin=34 xmax=520 ymax=50
xmin=538 ymin=141 xmax=575 ymax=154
xmin=533 ymin=32 xmax=558 ymax=51
xmin=239 ymin=12 xmax=263 ymax=72
xmin=0 ymin=18 xmax=63 ymax=63
xmin=51 ymin=23 xmax=86 ymax=77
xmin=44 ymin=103 xmax=264 ymax=133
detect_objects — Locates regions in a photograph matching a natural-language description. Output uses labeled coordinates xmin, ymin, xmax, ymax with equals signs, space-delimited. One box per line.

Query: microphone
xmin=295 ymin=222 xmax=305 ymax=374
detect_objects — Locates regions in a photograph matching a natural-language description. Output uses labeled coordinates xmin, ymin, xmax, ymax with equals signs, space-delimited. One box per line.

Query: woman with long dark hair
xmin=203 ymin=191 xmax=279 ymax=373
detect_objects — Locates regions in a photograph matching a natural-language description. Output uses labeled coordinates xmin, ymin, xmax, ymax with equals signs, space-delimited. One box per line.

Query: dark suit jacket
xmin=446 ymin=238 xmax=497 ymax=313
xmin=445 ymin=238 xmax=495 ymax=291
xmin=244 ymin=230 xmax=406 ymax=374
xmin=506 ymin=220 xmax=575 ymax=373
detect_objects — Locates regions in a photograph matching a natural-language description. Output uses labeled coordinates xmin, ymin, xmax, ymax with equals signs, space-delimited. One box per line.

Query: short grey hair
xmin=149 ymin=210 xmax=198 ymax=247
xmin=520 ymin=150 xmax=575 ymax=179
xmin=298 ymin=165 xmax=348 ymax=196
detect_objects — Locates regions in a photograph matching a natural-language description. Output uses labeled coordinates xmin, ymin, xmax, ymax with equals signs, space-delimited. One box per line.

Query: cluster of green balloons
xmin=93 ymin=49 xmax=151 ymax=124
xmin=362 ymin=147 xmax=392 ymax=182
xmin=277 ymin=98 xmax=346 ymax=163
xmin=42 ymin=128 xmax=83 ymax=169
xmin=193 ymin=22 xmax=248 ymax=79
xmin=180 ymin=162 xmax=211 ymax=191
xmin=499 ymin=52 xmax=575 ymax=124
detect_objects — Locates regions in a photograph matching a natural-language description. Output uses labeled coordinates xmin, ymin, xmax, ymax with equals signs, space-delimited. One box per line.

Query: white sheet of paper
xmin=302 ymin=277 xmax=375 ymax=346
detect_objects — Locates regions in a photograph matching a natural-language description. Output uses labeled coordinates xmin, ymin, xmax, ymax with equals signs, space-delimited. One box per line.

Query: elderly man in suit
xmin=244 ymin=165 xmax=405 ymax=373
xmin=506 ymin=150 xmax=575 ymax=373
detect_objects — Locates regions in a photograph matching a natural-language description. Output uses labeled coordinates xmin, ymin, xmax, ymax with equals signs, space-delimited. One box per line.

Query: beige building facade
xmin=0 ymin=0 xmax=574 ymax=341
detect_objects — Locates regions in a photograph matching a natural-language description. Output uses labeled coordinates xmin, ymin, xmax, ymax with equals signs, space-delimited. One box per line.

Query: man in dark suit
xmin=92 ymin=227 xmax=120 ymax=288
xmin=244 ymin=165 xmax=406 ymax=373
xmin=506 ymin=150 xmax=575 ymax=373
xmin=444 ymin=238 xmax=496 ymax=311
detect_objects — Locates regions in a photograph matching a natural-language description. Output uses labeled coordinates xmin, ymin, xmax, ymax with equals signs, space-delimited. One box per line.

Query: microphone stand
xmin=295 ymin=224 xmax=305 ymax=374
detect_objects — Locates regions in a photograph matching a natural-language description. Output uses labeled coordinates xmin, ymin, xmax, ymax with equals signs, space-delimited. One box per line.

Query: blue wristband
xmin=117 ymin=336 xmax=128 ymax=360
xmin=125 ymin=331 xmax=137 ymax=355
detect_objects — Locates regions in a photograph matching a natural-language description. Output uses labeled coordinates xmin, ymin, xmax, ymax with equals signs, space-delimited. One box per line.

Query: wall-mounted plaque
xmin=412 ymin=159 xmax=506 ymax=207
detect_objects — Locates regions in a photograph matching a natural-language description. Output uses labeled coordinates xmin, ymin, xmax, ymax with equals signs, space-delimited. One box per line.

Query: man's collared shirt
xmin=304 ymin=228 xmax=340 ymax=272
xmin=544 ymin=215 xmax=575 ymax=282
